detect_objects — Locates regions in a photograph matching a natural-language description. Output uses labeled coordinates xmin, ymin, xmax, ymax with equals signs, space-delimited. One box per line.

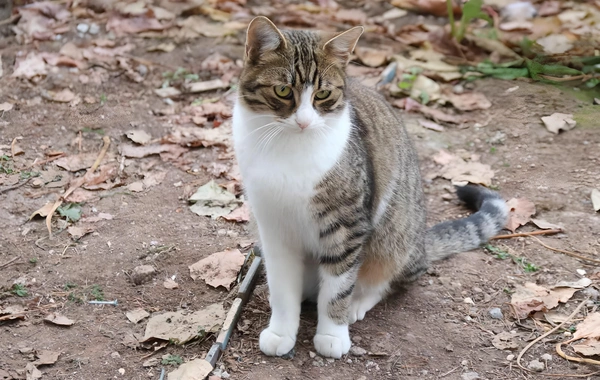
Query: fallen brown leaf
xmin=530 ymin=218 xmax=563 ymax=231
xmin=12 ymin=52 xmax=48 ymax=79
xmin=167 ymin=358 xmax=213 ymax=380
xmin=222 ymin=203 xmax=251 ymax=223
xmin=126 ymin=308 xmax=150 ymax=324
xmin=67 ymin=225 xmax=94 ymax=240
xmin=126 ymin=130 xmax=152 ymax=145
xmin=34 ymin=350 xmax=60 ymax=365
xmin=506 ymin=198 xmax=536 ymax=232
xmin=572 ymin=313 xmax=600 ymax=357
xmin=510 ymin=282 xmax=578 ymax=319
xmin=541 ymin=113 xmax=576 ymax=134
xmin=443 ymin=91 xmax=492 ymax=111
xmin=44 ymin=313 xmax=74 ymax=326
xmin=355 ymin=47 xmax=389 ymax=68
xmin=106 ymin=15 xmax=170 ymax=36
xmin=163 ymin=278 xmax=179 ymax=289
xmin=431 ymin=150 xmax=494 ymax=186
xmin=189 ymin=249 xmax=245 ymax=290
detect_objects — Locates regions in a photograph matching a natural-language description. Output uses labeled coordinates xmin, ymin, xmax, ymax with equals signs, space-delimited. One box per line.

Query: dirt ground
xmin=1 ymin=2 xmax=600 ymax=380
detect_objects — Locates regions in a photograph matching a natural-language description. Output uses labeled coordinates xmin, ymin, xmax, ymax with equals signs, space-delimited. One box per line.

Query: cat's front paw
xmin=259 ymin=327 xmax=296 ymax=357
xmin=313 ymin=327 xmax=351 ymax=359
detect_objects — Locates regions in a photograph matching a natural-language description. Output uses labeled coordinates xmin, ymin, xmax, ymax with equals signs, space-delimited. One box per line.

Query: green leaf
xmin=57 ymin=203 xmax=82 ymax=222
xmin=525 ymin=59 xmax=583 ymax=82
xmin=12 ymin=284 xmax=28 ymax=297
xmin=456 ymin=0 xmax=491 ymax=42
xmin=584 ymin=78 xmax=599 ymax=88
xmin=161 ymin=355 xmax=183 ymax=366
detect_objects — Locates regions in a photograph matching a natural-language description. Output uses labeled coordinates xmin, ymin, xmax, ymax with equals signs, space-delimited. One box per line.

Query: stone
xmin=541 ymin=353 xmax=552 ymax=361
xmin=110 ymin=351 xmax=121 ymax=359
xmin=309 ymin=351 xmax=316 ymax=359
xmin=506 ymin=354 xmax=515 ymax=361
xmin=89 ymin=23 xmax=100 ymax=34
xmin=131 ymin=265 xmax=156 ymax=285
xmin=77 ymin=23 xmax=89 ymax=33
xmin=19 ymin=347 xmax=34 ymax=354
xmin=350 ymin=346 xmax=367 ymax=356
xmin=528 ymin=359 xmax=545 ymax=372
xmin=461 ymin=372 xmax=480 ymax=380
xmin=142 ymin=358 xmax=159 ymax=367
xmin=489 ymin=307 xmax=503 ymax=319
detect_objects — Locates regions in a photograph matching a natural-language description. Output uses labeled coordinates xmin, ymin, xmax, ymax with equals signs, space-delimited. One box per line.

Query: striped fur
xmin=232 ymin=17 xmax=509 ymax=359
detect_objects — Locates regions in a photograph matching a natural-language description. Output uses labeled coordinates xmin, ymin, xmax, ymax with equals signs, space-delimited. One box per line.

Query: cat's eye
xmin=274 ymin=85 xmax=293 ymax=99
xmin=315 ymin=90 xmax=331 ymax=100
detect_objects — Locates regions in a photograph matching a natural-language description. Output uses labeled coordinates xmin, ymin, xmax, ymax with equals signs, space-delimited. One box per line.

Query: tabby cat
xmin=232 ymin=16 xmax=508 ymax=359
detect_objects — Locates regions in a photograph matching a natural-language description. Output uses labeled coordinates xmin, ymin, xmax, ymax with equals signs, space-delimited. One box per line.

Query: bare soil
xmin=1 ymin=8 xmax=600 ymax=380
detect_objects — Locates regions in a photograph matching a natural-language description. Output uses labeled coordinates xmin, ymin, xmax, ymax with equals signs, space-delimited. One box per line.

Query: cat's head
xmin=237 ymin=16 xmax=363 ymax=133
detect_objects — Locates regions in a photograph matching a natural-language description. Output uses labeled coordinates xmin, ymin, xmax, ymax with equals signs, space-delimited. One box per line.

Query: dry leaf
xmin=26 ymin=363 xmax=42 ymax=380
xmin=530 ymin=218 xmax=563 ymax=231
xmin=120 ymin=144 xmax=187 ymax=158
xmin=44 ymin=313 xmax=74 ymax=326
xmin=34 ymin=350 xmax=60 ymax=365
xmin=167 ymin=359 xmax=213 ymax=380
xmin=505 ymin=198 xmax=536 ymax=232
xmin=418 ymin=119 xmax=445 ymax=132
xmin=510 ymin=282 xmax=578 ymax=319
xmin=571 ymin=312 xmax=600 ymax=356
xmin=127 ymin=182 xmax=144 ymax=192
xmin=46 ymin=88 xmax=76 ymax=103
xmin=30 ymin=202 xmax=55 ymax=220
xmin=163 ymin=278 xmax=179 ymax=289
xmin=142 ymin=304 xmax=225 ymax=344
xmin=55 ymin=152 xmax=108 ymax=172
xmin=222 ymin=203 xmax=251 ymax=223
xmin=0 ymin=305 xmax=26 ymax=321
xmin=541 ymin=113 xmax=576 ymax=134
xmin=431 ymin=150 xmax=494 ymax=186
xmin=184 ymin=79 xmax=227 ymax=93
xmin=444 ymin=92 xmax=492 ymax=111
xmin=492 ymin=331 xmax=520 ymax=350
xmin=143 ymin=171 xmax=166 ymax=188
xmin=147 ymin=43 xmax=176 ymax=52
xmin=12 ymin=52 xmax=48 ymax=79
xmin=154 ymin=87 xmax=182 ymax=98
xmin=398 ymin=98 xmax=465 ymax=124
xmin=410 ymin=75 xmax=441 ymax=103
xmin=126 ymin=308 xmax=150 ymax=324
xmin=355 ymin=47 xmax=389 ymax=68
xmin=67 ymin=225 xmax=94 ymax=240
xmin=591 ymin=189 xmax=600 ymax=212
xmin=391 ymin=0 xmax=460 ymax=16
xmin=106 ymin=15 xmax=169 ymax=36
xmin=552 ymin=278 xmax=592 ymax=289
xmin=189 ymin=180 xmax=240 ymax=218
xmin=0 ymin=102 xmax=13 ymax=112
xmin=189 ymin=249 xmax=245 ymax=290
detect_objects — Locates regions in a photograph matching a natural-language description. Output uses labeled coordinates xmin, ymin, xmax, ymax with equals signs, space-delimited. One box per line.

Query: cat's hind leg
xmin=348 ymin=255 xmax=394 ymax=324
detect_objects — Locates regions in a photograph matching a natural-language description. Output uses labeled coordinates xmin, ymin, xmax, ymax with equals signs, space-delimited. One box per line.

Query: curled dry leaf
xmin=541 ymin=113 xmax=576 ymax=134
xmin=106 ymin=15 xmax=170 ymax=36
xmin=189 ymin=249 xmax=245 ymax=290
xmin=354 ymin=47 xmax=389 ymax=68
xmin=67 ymin=225 xmax=95 ymax=240
xmin=505 ymin=198 xmax=536 ymax=232
xmin=44 ymin=313 xmax=74 ymax=326
xmin=510 ymin=282 xmax=579 ymax=319
xmin=391 ymin=0 xmax=461 ymax=17
xmin=418 ymin=119 xmax=445 ymax=132
xmin=0 ymin=305 xmax=26 ymax=321
xmin=120 ymin=143 xmax=187 ymax=158
xmin=398 ymin=98 xmax=465 ymax=124
xmin=30 ymin=202 xmax=56 ymax=220
xmin=163 ymin=278 xmax=179 ymax=289
xmin=126 ymin=130 xmax=152 ymax=145
xmin=572 ymin=313 xmax=600 ymax=357
xmin=162 ymin=125 xmax=230 ymax=148
xmin=43 ymin=88 xmax=76 ymax=103
xmin=0 ymin=102 xmax=13 ymax=112
xmin=12 ymin=52 xmax=48 ymax=79
xmin=142 ymin=303 xmax=225 ymax=344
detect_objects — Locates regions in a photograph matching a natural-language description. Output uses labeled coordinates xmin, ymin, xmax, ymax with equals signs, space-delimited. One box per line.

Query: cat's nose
xmin=298 ymin=122 xmax=309 ymax=130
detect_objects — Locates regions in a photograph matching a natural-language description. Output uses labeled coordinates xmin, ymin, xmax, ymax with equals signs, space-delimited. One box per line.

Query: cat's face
xmin=238 ymin=17 xmax=363 ymax=133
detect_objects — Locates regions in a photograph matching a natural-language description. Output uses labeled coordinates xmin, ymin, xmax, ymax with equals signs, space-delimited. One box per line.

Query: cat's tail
xmin=425 ymin=185 xmax=509 ymax=262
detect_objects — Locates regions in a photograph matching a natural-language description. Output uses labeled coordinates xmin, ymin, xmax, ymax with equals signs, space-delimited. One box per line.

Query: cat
xmin=232 ymin=16 xmax=508 ymax=359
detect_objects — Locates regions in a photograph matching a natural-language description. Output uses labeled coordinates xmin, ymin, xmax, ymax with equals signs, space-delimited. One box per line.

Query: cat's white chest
xmin=232 ymin=101 xmax=351 ymax=250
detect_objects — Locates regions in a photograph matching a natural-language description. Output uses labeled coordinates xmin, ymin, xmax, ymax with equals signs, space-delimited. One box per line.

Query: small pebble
xmin=77 ymin=23 xmax=90 ymax=33
xmin=350 ymin=346 xmax=367 ymax=356
xmin=118 ymin=368 xmax=125 ymax=375
xmin=309 ymin=351 xmax=316 ymax=359
xmin=137 ymin=64 xmax=148 ymax=77
xmin=461 ymin=372 xmax=480 ymax=380
xmin=326 ymin=358 xmax=335 ymax=363
xmin=110 ymin=351 xmax=121 ymax=359
xmin=489 ymin=307 xmax=503 ymax=319
xmin=528 ymin=359 xmax=545 ymax=372
xmin=217 ymin=229 xmax=227 ymax=236
xmin=463 ymin=297 xmax=475 ymax=305
xmin=506 ymin=354 xmax=515 ymax=361
xmin=461 ymin=360 xmax=468 ymax=366
xmin=541 ymin=353 xmax=552 ymax=361
xmin=576 ymin=269 xmax=586 ymax=276
xmin=89 ymin=23 xmax=100 ymax=34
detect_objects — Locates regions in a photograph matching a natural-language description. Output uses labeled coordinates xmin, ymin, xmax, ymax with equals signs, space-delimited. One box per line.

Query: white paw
xmin=259 ymin=327 xmax=296 ymax=357
xmin=313 ymin=327 xmax=351 ymax=359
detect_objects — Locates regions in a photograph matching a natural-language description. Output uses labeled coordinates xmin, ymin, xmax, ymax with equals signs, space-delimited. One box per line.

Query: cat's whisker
xmin=258 ymin=126 xmax=283 ymax=154
xmin=240 ymin=122 xmax=280 ymax=143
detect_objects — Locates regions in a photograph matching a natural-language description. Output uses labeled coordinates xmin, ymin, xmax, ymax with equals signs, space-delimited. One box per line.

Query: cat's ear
xmin=323 ymin=26 xmax=364 ymax=65
xmin=245 ymin=16 xmax=287 ymax=62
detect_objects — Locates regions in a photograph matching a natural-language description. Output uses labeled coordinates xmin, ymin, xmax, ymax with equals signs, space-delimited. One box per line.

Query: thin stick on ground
xmin=531 ymin=236 xmax=600 ymax=265
xmin=516 ymin=298 xmax=592 ymax=376
xmin=0 ymin=256 xmax=20 ymax=269
xmin=23 ymin=153 xmax=66 ymax=169
xmin=491 ymin=229 xmax=563 ymax=240
xmin=44 ymin=136 xmax=111 ymax=237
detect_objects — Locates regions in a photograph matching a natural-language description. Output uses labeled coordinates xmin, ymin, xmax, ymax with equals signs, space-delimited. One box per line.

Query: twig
xmin=23 ymin=153 xmax=66 ymax=169
xmin=531 ymin=236 xmax=600 ymax=265
xmin=0 ymin=14 xmax=20 ymax=27
xmin=517 ymin=298 xmax=588 ymax=373
xmin=439 ymin=366 xmax=460 ymax=378
xmin=557 ymin=341 xmax=600 ymax=365
xmin=491 ymin=229 xmax=562 ymax=240
xmin=0 ymin=178 xmax=32 ymax=195
xmin=0 ymin=256 xmax=20 ymax=269
xmin=45 ymin=136 xmax=111 ymax=237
